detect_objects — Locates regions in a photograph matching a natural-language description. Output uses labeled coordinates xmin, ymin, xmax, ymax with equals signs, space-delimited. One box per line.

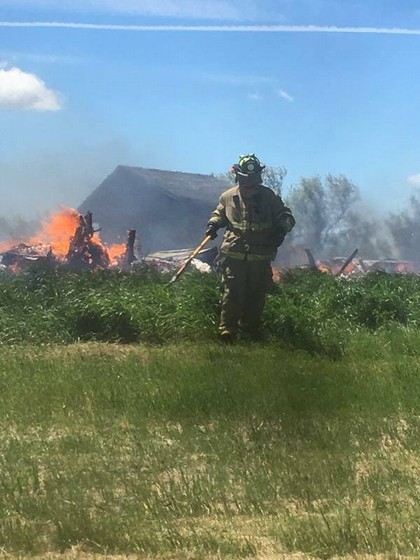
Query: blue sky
xmin=1 ymin=0 xmax=420 ymax=218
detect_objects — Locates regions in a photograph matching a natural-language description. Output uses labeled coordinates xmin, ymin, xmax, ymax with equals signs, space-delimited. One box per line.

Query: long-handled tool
xmin=167 ymin=235 xmax=212 ymax=285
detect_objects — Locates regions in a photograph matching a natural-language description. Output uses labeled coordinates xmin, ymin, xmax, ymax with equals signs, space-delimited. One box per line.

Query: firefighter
xmin=206 ymin=154 xmax=295 ymax=342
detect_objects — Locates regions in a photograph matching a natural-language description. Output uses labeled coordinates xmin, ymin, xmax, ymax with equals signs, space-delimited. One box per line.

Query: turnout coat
xmin=208 ymin=184 xmax=295 ymax=262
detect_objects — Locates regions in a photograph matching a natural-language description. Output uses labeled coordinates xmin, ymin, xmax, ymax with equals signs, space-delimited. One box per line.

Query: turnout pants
xmin=219 ymin=257 xmax=273 ymax=336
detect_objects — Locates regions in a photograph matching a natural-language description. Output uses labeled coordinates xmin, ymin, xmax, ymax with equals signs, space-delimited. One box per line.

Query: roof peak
xmin=115 ymin=165 xmax=218 ymax=179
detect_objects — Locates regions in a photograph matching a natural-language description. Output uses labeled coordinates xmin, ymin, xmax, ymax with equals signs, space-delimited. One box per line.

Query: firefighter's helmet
xmin=231 ymin=154 xmax=265 ymax=177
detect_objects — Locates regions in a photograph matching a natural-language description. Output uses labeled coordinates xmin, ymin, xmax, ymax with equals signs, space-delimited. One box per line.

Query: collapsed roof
xmin=78 ymin=166 xmax=228 ymax=254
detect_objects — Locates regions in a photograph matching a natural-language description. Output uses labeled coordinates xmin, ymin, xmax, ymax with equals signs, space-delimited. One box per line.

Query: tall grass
xmin=2 ymin=267 xmax=420 ymax=356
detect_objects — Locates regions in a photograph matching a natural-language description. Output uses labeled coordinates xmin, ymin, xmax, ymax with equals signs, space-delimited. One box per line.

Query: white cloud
xmin=0 ymin=66 xmax=63 ymax=110
xmin=407 ymin=174 xmax=420 ymax=186
xmin=248 ymin=92 xmax=262 ymax=101
xmin=276 ymin=88 xmax=294 ymax=102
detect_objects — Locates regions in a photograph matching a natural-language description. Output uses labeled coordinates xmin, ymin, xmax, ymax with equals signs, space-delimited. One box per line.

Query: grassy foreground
xmin=1 ymin=336 xmax=420 ymax=559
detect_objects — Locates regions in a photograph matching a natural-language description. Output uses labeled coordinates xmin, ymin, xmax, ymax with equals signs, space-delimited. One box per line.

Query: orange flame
xmin=1 ymin=207 xmax=128 ymax=267
xmin=316 ymin=260 xmax=331 ymax=274
xmin=107 ymin=242 xmax=127 ymax=265
xmin=29 ymin=207 xmax=79 ymax=257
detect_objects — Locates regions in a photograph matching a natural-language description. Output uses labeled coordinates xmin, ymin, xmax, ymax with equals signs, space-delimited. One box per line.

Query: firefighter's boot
xmin=218 ymin=328 xmax=235 ymax=344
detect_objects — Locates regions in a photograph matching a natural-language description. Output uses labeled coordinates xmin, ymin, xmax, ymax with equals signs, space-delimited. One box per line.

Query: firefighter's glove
xmin=205 ymin=223 xmax=219 ymax=240
xmin=280 ymin=212 xmax=296 ymax=233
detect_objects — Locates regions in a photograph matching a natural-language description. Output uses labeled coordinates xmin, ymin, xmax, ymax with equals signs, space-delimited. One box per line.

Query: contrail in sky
xmin=1 ymin=21 xmax=420 ymax=34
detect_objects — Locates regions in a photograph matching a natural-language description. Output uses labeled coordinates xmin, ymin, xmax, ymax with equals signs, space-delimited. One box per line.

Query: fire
xmin=316 ymin=260 xmax=331 ymax=274
xmin=0 ymin=207 xmax=129 ymax=270
xmin=0 ymin=240 xmax=12 ymax=252
xmin=107 ymin=242 xmax=127 ymax=265
xmin=29 ymin=207 xmax=79 ymax=257
xmin=394 ymin=262 xmax=414 ymax=274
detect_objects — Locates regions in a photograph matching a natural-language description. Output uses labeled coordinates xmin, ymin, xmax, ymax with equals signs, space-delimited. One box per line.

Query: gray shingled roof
xmin=124 ymin=167 xmax=227 ymax=203
xmin=78 ymin=166 xmax=228 ymax=253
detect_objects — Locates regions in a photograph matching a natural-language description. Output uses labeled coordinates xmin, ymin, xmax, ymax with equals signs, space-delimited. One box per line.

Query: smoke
xmin=0 ymin=138 xmax=132 ymax=219
xmin=0 ymin=214 xmax=40 ymax=243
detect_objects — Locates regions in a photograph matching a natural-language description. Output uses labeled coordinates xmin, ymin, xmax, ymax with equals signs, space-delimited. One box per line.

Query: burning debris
xmin=305 ymin=248 xmax=419 ymax=276
xmin=1 ymin=243 xmax=55 ymax=271
xmin=0 ymin=207 xmax=216 ymax=275
xmin=0 ymin=208 xmax=138 ymax=272
xmin=0 ymin=209 xmax=418 ymax=278
xmin=66 ymin=211 xmax=110 ymax=269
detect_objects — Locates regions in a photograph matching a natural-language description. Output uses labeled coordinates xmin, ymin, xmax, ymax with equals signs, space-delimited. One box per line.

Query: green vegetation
xmin=2 ymin=267 xmax=420 ymax=356
xmin=1 ymin=269 xmax=420 ymax=558
xmin=1 ymin=339 xmax=420 ymax=559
